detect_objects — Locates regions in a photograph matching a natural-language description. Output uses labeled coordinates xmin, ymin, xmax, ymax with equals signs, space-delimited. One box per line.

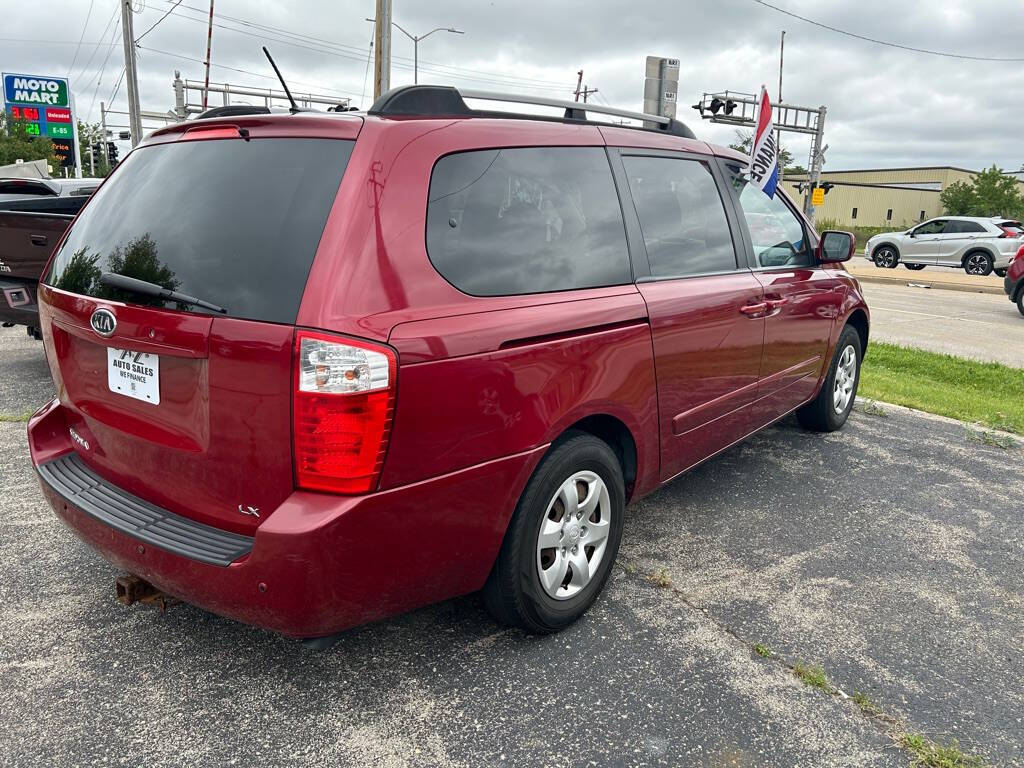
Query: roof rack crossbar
xmin=457 ymin=88 xmax=669 ymax=126
xmin=368 ymin=85 xmax=697 ymax=139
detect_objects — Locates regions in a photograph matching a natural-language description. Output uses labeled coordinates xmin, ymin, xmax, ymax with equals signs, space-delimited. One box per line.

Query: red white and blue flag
xmin=748 ymin=85 xmax=778 ymax=198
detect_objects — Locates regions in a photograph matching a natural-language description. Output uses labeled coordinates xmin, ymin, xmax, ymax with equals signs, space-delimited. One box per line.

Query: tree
xmin=77 ymin=120 xmax=113 ymax=177
xmin=729 ymin=129 xmax=797 ymax=172
xmin=0 ymin=111 xmax=61 ymax=171
xmin=940 ymin=165 xmax=1024 ymax=218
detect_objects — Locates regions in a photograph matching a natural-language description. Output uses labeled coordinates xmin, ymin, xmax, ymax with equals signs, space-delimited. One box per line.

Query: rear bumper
xmin=1005 ymin=274 xmax=1021 ymax=300
xmin=29 ymin=399 xmax=545 ymax=638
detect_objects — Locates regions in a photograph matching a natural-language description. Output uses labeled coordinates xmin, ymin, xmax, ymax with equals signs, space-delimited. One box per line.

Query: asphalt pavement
xmin=860 ymin=281 xmax=1024 ymax=368
xmin=1 ymin=324 xmax=1021 ymax=767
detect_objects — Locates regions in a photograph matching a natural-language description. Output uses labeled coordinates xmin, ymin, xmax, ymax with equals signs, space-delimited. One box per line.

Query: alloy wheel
xmin=875 ymin=248 xmax=896 ymax=268
xmin=536 ymin=471 xmax=612 ymax=600
xmin=965 ymin=254 xmax=990 ymax=275
xmin=833 ymin=345 xmax=857 ymax=415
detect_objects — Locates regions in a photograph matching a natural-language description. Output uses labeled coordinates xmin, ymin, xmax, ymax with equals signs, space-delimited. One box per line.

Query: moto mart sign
xmin=4 ymin=74 xmax=70 ymax=107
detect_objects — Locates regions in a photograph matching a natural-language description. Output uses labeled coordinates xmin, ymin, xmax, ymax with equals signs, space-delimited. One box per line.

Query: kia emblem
xmin=90 ymin=307 xmax=117 ymax=337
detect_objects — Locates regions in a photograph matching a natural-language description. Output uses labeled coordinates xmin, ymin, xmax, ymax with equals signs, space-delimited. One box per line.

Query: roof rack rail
xmin=368 ymin=85 xmax=697 ymax=140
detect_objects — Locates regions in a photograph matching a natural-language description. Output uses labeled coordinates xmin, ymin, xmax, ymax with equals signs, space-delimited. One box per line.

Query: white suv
xmin=864 ymin=216 xmax=1024 ymax=277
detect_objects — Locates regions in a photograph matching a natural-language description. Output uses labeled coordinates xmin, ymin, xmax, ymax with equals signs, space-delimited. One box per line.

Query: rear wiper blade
xmin=100 ymin=272 xmax=227 ymax=314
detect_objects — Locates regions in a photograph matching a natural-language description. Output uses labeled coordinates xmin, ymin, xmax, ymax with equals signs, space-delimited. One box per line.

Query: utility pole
xmin=202 ymin=0 xmax=215 ymax=110
xmin=803 ymin=106 xmax=827 ymax=221
xmin=373 ymin=0 xmax=392 ymax=99
xmin=580 ymin=85 xmax=598 ymax=103
xmin=777 ymin=31 xmax=785 ymax=183
xmin=119 ymin=0 xmax=143 ymax=147
xmin=574 ymin=70 xmax=583 ymax=101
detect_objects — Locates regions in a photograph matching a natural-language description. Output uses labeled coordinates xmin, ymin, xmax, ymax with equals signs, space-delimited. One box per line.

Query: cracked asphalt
xmin=1 ymin=323 xmax=1020 ymax=767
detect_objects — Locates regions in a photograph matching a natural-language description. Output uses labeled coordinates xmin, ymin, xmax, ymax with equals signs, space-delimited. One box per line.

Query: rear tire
xmin=797 ymin=325 xmax=862 ymax=433
xmin=904 ymin=263 xmax=926 ymax=271
xmin=483 ymin=432 xmax=624 ymax=634
xmin=995 ymin=268 xmax=1007 ymax=278
xmin=964 ymin=252 xmax=993 ymax=276
xmin=873 ymin=246 xmax=899 ymax=269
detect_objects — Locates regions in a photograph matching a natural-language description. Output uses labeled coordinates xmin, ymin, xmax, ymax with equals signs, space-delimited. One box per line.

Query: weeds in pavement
xmin=860 ymin=400 xmax=888 ymax=418
xmin=646 ymin=568 xmax=672 ymax=588
xmin=900 ymin=733 xmax=988 ymax=768
xmin=852 ymin=690 xmax=883 ymax=717
xmin=964 ymin=427 xmax=1017 ymax=450
xmin=0 ymin=410 xmax=34 ymax=422
xmin=793 ymin=661 xmax=833 ymax=692
xmin=753 ymin=643 xmax=773 ymax=658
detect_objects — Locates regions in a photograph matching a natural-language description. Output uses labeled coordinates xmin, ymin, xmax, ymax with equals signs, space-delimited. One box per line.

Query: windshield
xmin=46 ymin=137 xmax=354 ymax=325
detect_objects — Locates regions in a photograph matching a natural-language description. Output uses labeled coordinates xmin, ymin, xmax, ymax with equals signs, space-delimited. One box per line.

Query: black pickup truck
xmin=0 ymin=178 xmax=97 ymax=338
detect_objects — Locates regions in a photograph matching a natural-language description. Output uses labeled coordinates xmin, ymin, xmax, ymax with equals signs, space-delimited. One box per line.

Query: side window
xmin=621 ymin=156 xmax=737 ymax=277
xmin=915 ymin=220 xmax=947 ymax=235
xmin=946 ymin=220 xmax=984 ymax=234
xmin=426 ymin=147 xmax=631 ymax=296
xmin=726 ymin=164 xmax=810 ymax=268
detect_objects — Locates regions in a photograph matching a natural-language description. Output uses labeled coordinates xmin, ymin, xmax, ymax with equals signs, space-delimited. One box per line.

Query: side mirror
xmin=907 ymin=230 xmax=916 ymax=238
xmin=816 ymin=230 xmax=855 ymax=263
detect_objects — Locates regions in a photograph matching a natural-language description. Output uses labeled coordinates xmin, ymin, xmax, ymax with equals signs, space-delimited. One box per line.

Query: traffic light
xmin=724 ymin=99 xmax=737 ymax=115
xmin=106 ymin=141 xmax=119 ymax=165
xmin=708 ymin=97 xmax=725 ymax=115
xmin=91 ymin=142 xmax=103 ymax=160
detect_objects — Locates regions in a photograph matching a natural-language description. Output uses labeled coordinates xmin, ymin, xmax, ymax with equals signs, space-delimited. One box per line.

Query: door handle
xmin=739 ymin=302 xmax=768 ymax=317
xmin=30 ymin=234 xmax=48 ymax=246
xmin=766 ymin=297 xmax=788 ymax=310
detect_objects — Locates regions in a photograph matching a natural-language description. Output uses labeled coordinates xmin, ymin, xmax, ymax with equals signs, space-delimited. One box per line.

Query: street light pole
xmin=368 ymin=19 xmax=464 ymax=85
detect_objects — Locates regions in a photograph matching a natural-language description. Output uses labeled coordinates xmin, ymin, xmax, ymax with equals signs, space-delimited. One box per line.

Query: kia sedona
xmin=28 ymin=85 xmax=869 ymax=644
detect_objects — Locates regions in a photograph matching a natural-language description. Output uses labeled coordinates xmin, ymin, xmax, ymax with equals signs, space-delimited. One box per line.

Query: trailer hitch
xmin=115 ymin=574 xmax=179 ymax=612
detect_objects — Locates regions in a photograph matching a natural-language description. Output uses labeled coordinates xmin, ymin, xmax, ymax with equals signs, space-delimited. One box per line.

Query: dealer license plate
xmin=107 ymin=347 xmax=160 ymax=405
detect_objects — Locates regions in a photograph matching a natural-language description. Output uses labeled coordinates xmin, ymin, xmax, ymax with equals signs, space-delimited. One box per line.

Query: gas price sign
xmin=3 ymin=73 xmax=76 ymax=167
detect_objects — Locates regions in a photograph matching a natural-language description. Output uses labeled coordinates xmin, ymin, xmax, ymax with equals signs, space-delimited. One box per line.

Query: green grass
xmin=0 ymin=410 xmax=34 ymax=423
xmin=753 ymin=643 xmax=773 ymax=658
xmin=646 ymin=568 xmax=672 ymax=588
xmin=900 ymin=733 xmax=988 ymax=768
xmin=792 ymin=661 xmax=833 ymax=692
xmin=852 ymin=690 xmax=883 ymax=717
xmin=859 ymin=343 xmax=1024 ymax=435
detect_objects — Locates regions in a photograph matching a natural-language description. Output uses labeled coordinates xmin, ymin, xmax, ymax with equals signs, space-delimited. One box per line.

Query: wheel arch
xmin=871 ymin=241 xmax=900 ymax=258
xmin=960 ymin=247 xmax=996 ymax=268
xmin=845 ymin=308 xmax=870 ymax=357
xmin=553 ymin=414 xmax=639 ymax=503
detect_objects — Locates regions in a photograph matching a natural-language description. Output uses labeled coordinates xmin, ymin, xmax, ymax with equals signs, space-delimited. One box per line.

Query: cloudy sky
xmin=3 ymin=0 xmax=1023 ymax=172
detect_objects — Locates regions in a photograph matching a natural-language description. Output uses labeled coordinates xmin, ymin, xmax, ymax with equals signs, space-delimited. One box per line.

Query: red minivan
xmin=28 ymin=86 xmax=868 ymax=644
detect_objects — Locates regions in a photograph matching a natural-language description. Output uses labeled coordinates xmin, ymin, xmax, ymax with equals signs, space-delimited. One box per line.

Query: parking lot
xmin=1 ymin=317 xmax=1021 ymax=767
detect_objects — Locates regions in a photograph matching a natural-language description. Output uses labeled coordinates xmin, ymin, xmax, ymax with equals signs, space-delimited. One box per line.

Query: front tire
xmin=483 ymin=433 xmax=625 ymax=633
xmin=964 ymin=252 xmax=993 ymax=276
xmin=797 ymin=326 xmax=862 ymax=432
xmin=904 ymin=263 xmax=926 ymax=271
xmin=995 ymin=268 xmax=1007 ymax=278
xmin=873 ymin=246 xmax=899 ymax=269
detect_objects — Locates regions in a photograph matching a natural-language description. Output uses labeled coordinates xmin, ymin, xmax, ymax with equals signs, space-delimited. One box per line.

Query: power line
xmin=136 ymin=0 xmax=184 ymax=42
xmin=87 ymin=16 xmax=123 ymax=121
xmin=72 ymin=5 xmax=121 ymax=83
xmin=147 ymin=0 xmax=573 ymax=92
xmin=138 ymin=45 xmax=363 ymax=100
xmin=751 ymin=0 xmax=1024 ymax=62
xmin=68 ymin=0 xmax=97 ymax=77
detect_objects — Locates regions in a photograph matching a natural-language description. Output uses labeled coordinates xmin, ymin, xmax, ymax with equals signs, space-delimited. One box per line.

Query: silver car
xmin=863 ymin=216 xmax=1024 ymax=277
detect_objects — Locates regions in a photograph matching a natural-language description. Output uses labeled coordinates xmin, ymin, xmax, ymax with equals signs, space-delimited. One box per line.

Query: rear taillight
xmin=1016 ymin=245 xmax=1024 ymax=262
xmin=293 ymin=330 xmax=397 ymax=494
xmin=999 ymin=226 xmax=1021 ymax=238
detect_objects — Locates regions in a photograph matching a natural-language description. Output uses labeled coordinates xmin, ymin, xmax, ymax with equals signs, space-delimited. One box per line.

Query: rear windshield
xmin=46 ymin=137 xmax=354 ymax=325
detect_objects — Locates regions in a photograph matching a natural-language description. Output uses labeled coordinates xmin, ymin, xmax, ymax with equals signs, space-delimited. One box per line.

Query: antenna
xmin=262 ymin=46 xmax=300 ymax=114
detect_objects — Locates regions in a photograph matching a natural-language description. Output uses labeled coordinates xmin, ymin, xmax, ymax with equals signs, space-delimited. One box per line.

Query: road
xmin=861 ymin=281 xmax=1024 ymax=367
xmin=1 ymin=324 xmax=1021 ymax=767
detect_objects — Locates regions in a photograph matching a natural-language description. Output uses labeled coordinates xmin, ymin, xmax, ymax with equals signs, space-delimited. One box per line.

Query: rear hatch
xmin=39 ymin=125 xmax=357 ymax=534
